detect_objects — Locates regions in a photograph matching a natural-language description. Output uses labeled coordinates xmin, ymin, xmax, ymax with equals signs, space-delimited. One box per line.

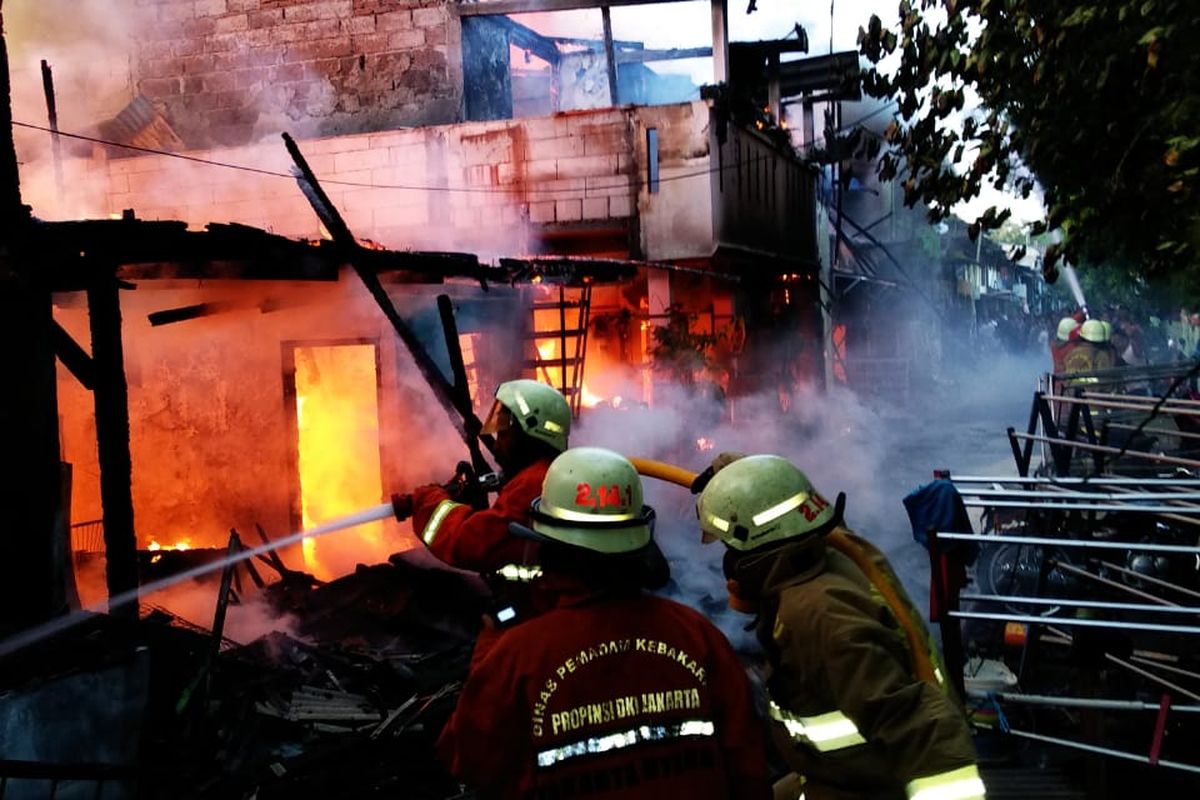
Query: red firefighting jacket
xmin=1050 ymin=338 xmax=1080 ymax=375
xmin=411 ymin=458 xmax=554 ymax=666
xmin=438 ymin=583 xmax=772 ymax=800
xmin=410 ymin=457 xmax=552 ymax=574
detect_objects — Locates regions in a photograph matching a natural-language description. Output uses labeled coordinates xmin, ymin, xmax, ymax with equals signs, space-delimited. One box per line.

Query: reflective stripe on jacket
xmin=760 ymin=530 xmax=983 ymax=800
xmin=438 ymin=589 xmax=772 ymax=800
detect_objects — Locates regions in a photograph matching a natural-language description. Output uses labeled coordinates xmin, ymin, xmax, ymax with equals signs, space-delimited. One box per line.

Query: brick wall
xmin=135 ymin=0 xmax=462 ymax=148
xmin=78 ymin=104 xmax=669 ymax=256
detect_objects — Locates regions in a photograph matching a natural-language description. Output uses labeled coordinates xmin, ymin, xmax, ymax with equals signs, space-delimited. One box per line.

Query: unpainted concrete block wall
xmin=134 ymin=0 xmax=463 ymax=148
xmin=79 ymin=105 xmax=654 ymax=254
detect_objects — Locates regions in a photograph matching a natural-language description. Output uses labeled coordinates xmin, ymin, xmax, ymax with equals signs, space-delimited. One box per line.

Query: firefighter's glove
xmin=391 ymin=493 xmax=414 ymax=522
xmin=442 ymin=461 xmax=476 ymax=502
xmin=690 ymin=450 xmax=748 ymax=494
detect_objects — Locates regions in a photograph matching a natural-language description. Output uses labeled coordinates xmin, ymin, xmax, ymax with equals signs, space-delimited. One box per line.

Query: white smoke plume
xmin=573 ymin=346 xmax=1048 ymax=648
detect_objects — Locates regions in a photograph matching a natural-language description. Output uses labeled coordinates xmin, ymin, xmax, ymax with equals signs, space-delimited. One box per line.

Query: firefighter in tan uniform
xmin=696 ymin=455 xmax=985 ymax=800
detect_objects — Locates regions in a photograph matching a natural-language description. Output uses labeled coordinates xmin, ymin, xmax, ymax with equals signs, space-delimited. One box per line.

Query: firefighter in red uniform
xmin=1050 ymin=315 xmax=1081 ymax=374
xmin=395 ymin=379 xmax=570 ymax=577
xmin=697 ymin=455 xmax=985 ymax=800
xmin=437 ymin=447 xmax=772 ymax=800
xmin=392 ymin=380 xmax=572 ymax=664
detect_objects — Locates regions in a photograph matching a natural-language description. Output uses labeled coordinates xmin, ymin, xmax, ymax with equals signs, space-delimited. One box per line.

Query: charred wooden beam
xmin=87 ymin=270 xmax=139 ymax=617
xmin=0 ymin=13 xmax=21 ymax=216
xmin=438 ymin=294 xmax=475 ymax=417
xmin=282 ymin=132 xmax=496 ymax=474
xmin=51 ymin=320 xmax=95 ymax=389
xmin=0 ymin=12 xmax=64 ymax=631
xmin=601 ymin=7 xmax=619 ymax=104
xmin=615 ymin=46 xmax=712 ymax=64
xmin=39 ymin=59 xmax=63 ymax=195
xmin=210 ymin=531 xmax=240 ymax=662
xmin=147 ymin=300 xmax=242 ymax=326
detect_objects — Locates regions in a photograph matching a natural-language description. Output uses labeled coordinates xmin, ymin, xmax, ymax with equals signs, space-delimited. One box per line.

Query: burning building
xmin=3 ymin=0 xmax=825 ymax=599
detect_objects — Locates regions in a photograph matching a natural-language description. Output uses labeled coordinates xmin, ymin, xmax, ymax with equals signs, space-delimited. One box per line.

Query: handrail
xmin=934 ymin=532 xmax=1200 ymax=554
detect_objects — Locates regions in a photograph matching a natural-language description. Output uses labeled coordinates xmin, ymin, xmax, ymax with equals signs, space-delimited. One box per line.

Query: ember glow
xmin=148 ymin=539 xmax=191 ymax=552
xmin=293 ymin=344 xmax=391 ymax=580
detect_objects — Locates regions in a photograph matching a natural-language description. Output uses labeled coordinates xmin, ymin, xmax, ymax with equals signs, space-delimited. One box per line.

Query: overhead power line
xmin=13 ymin=119 xmax=788 ymax=196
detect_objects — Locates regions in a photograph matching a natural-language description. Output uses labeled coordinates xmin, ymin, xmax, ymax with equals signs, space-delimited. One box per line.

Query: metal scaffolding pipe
xmin=1097 ymin=560 xmax=1200 ymax=602
xmin=1084 ymin=391 xmax=1200 ymax=408
xmin=935 ymin=531 xmax=1200 ymax=554
xmin=1107 ymin=423 xmax=1200 ymax=443
xmin=1005 ymin=728 xmax=1200 ymax=774
xmin=958 ymin=487 xmax=1200 ymax=501
xmin=1128 ymin=655 xmax=1200 ymax=683
xmin=1048 ymin=560 xmax=1179 ymax=606
xmin=948 ymin=610 xmax=1200 ymax=634
xmin=1044 ymin=625 xmax=1200 ymax=702
xmin=1101 ymin=484 xmax=1200 ymax=527
xmin=1043 ymin=394 xmax=1200 ymax=417
xmin=949 ymin=475 xmax=1200 ymax=485
xmin=1106 ymin=652 xmax=1200 ymax=702
xmin=1009 ymin=431 xmax=1200 ymax=468
xmin=995 ymin=693 xmax=1200 ymax=713
xmin=960 ymin=593 xmax=1200 ymax=615
xmin=961 ymin=498 xmax=1200 ymax=513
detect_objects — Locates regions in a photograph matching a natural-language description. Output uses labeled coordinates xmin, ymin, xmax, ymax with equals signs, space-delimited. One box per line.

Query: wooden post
xmin=40 ymin=60 xmax=63 ymax=197
xmin=710 ymin=0 xmax=728 ymax=84
xmin=0 ymin=7 xmax=65 ymax=632
xmin=767 ymin=51 xmax=781 ymax=124
xmin=87 ymin=272 xmax=139 ymax=616
xmin=601 ymin=6 xmax=619 ymax=105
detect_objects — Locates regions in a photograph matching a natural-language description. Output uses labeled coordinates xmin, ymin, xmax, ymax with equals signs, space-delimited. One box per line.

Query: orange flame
xmin=147 ymin=539 xmax=192 ymax=551
xmin=294 ymin=344 xmax=392 ymax=580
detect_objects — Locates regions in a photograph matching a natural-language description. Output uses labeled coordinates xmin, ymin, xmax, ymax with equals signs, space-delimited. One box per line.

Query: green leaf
xmin=1138 ymin=26 xmax=1165 ymax=44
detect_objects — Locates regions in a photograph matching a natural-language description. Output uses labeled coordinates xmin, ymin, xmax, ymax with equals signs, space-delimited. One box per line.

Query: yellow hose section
xmin=632 ymin=456 xmax=940 ymax=688
xmin=826 ymin=530 xmax=939 ymax=687
xmin=629 ymin=457 xmax=698 ymax=489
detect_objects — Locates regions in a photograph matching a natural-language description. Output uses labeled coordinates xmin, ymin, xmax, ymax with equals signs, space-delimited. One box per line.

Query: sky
xmin=518 ymin=0 xmax=1045 ymax=225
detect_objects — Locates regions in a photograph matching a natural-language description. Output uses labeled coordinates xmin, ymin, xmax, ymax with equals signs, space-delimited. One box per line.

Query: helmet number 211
xmin=575 ymin=482 xmax=632 ymax=509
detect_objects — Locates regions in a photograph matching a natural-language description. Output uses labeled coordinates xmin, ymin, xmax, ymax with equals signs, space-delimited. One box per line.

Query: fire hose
xmin=629 ymin=457 xmax=941 ymax=688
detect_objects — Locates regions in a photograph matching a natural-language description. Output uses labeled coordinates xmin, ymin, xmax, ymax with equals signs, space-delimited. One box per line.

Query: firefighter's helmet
xmin=697 ymin=454 xmax=835 ymax=551
xmin=1080 ymin=319 xmax=1107 ymax=343
xmin=482 ymin=379 xmax=571 ymax=452
xmin=1056 ymin=317 xmax=1080 ymax=341
xmin=529 ymin=447 xmax=654 ymax=553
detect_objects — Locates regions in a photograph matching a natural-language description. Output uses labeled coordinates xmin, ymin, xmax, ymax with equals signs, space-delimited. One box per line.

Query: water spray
xmin=1062 ymin=264 xmax=1089 ymax=318
xmin=0 ymin=502 xmax=396 ymax=659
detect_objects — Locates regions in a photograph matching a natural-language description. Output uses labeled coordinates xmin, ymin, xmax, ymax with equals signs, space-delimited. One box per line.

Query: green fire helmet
xmin=1056 ymin=317 xmax=1079 ymax=341
xmin=697 ymin=454 xmax=835 ymax=551
xmin=482 ymin=379 xmax=571 ymax=452
xmin=1079 ymin=319 xmax=1107 ymax=343
xmin=529 ymin=447 xmax=655 ymax=553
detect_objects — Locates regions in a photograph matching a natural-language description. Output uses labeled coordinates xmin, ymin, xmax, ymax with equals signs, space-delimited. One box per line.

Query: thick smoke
xmin=573 ymin=343 xmax=1047 ymax=647
xmin=7 ymin=1 xmax=529 ymax=256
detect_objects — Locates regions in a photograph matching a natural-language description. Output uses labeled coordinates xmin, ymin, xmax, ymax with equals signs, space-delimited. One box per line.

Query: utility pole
xmin=0 ymin=5 xmax=67 ymax=632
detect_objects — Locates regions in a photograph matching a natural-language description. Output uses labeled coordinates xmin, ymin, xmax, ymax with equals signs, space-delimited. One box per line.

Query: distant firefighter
xmin=1049 ymin=314 xmax=1082 ymax=374
xmin=1062 ymin=319 xmax=1108 ymax=376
